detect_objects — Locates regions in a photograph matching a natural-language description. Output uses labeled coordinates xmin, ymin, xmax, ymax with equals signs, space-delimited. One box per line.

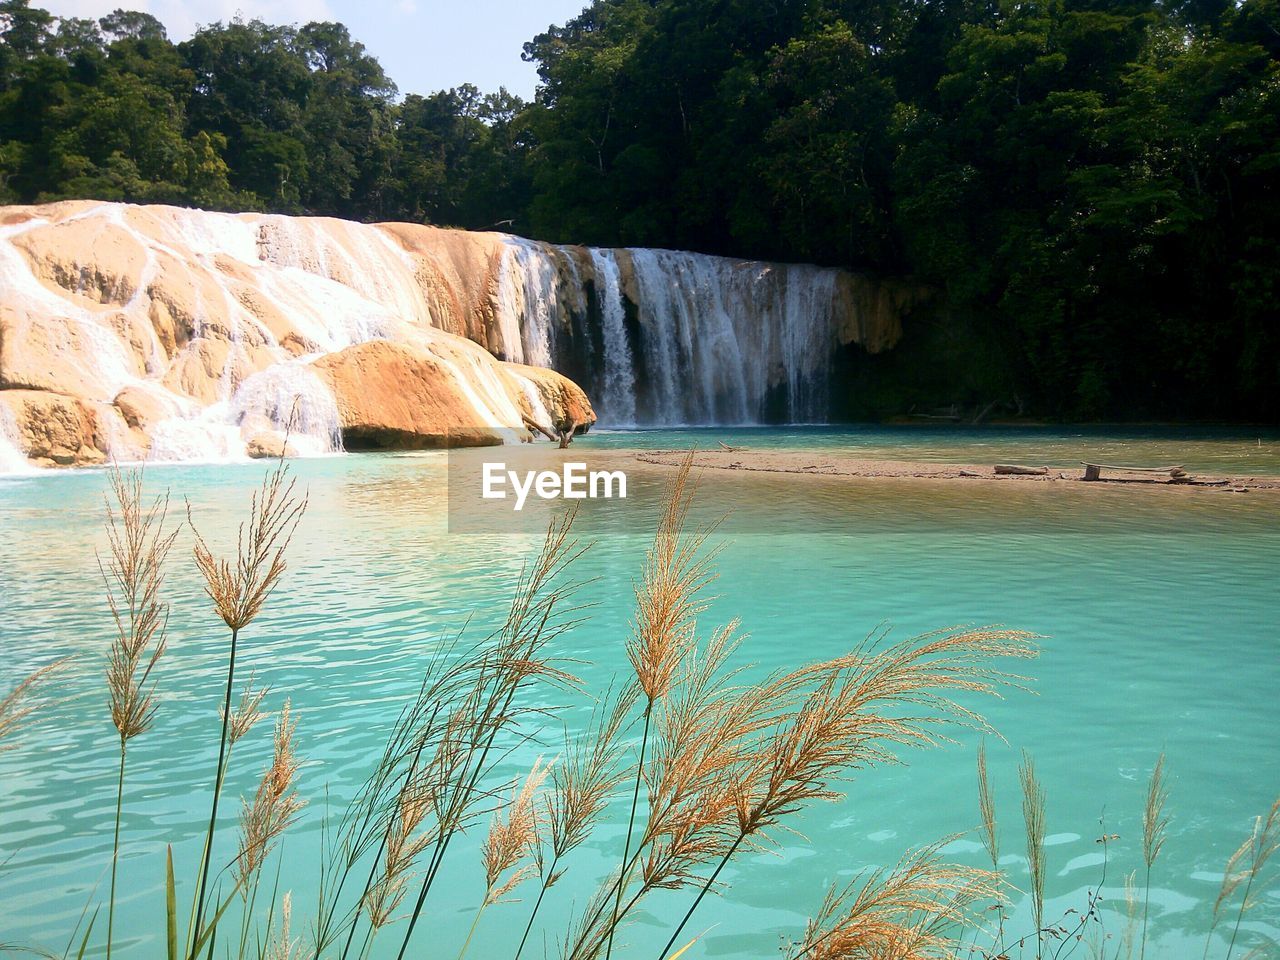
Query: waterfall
xmin=588 ymin=249 xmax=637 ymax=426
xmin=230 ymin=364 xmax=344 ymax=456
xmin=0 ymin=406 xmax=32 ymax=474
xmin=500 ymin=242 xmax=847 ymax=427
xmin=493 ymin=237 xmax=560 ymax=366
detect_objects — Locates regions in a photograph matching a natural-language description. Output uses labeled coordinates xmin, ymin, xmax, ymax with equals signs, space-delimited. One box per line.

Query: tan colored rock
xmin=377 ymin=222 xmax=507 ymax=347
xmin=311 ymin=339 xmax=517 ymax=449
xmin=113 ymin=385 xmax=175 ymax=431
xmin=832 ymin=275 xmax=921 ymax=354
xmin=12 ymin=216 xmax=146 ymax=307
xmin=1 ymin=307 xmax=144 ymax=399
xmin=245 ymin=432 xmax=297 ymax=459
xmin=0 ymin=389 xmax=106 ymax=466
xmin=506 ymin=362 xmax=596 ymax=436
xmin=161 ymin=337 xmax=279 ymax=405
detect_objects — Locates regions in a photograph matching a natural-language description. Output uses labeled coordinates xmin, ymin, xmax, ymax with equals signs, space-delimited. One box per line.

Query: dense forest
xmin=1 ymin=0 xmax=1277 ymax=421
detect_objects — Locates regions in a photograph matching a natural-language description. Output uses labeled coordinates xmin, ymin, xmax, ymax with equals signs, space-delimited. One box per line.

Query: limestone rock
xmin=0 ymin=389 xmax=106 ymax=466
xmin=311 ymin=339 xmax=521 ymax=449
xmin=245 ymin=432 xmax=297 ymax=459
xmin=506 ymin=362 xmax=596 ymax=436
xmin=12 ymin=215 xmax=146 ymax=307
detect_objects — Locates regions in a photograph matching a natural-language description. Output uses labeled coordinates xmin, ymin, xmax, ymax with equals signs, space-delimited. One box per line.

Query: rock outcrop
xmin=0 ymin=389 xmax=106 ymax=467
xmin=315 ymin=339 xmax=513 ymax=449
xmin=0 ymin=201 xmax=595 ymax=467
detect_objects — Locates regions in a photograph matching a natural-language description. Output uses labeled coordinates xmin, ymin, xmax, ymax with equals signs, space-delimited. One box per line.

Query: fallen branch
xmin=521 ymin=415 xmax=558 ymax=443
xmin=994 ymin=464 xmax=1048 ymax=476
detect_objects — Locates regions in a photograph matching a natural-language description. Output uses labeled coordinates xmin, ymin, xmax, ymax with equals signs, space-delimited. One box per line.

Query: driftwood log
xmin=1080 ymin=462 xmax=1187 ymax=481
xmin=557 ymin=421 xmax=580 ymax=448
xmin=994 ymin=464 xmax=1049 ymax=475
xmin=521 ymin=414 xmax=558 ymax=443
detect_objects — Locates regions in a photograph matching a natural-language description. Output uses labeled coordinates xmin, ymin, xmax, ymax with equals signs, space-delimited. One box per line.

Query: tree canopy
xmin=1 ymin=0 xmax=1277 ymax=420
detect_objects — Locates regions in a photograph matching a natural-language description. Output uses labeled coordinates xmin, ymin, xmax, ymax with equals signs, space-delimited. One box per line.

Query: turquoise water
xmin=0 ymin=431 xmax=1277 ymax=959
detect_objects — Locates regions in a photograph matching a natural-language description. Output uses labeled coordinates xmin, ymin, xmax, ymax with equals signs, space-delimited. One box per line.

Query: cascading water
xmin=588 ymin=249 xmax=637 ymax=426
xmin=493 ymin=237 xmax=561 ymax=367
xmin=503 ymin=242 xmax=848 ymax=426
xmin=0 ymin=407 xmax=32 ymax=475
xmin=230 ymin=365 xmax=344 ymax=456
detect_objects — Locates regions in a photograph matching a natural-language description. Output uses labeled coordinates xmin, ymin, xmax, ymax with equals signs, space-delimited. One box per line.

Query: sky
xmin=38 ymin=0 xmax=589 ymax=99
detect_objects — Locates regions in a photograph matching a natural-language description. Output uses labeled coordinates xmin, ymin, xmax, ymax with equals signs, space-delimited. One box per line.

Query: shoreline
xmin=627 ymin=448 xmax=1280 ymax=492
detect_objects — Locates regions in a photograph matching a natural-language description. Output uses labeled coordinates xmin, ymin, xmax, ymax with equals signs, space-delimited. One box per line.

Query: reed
xmin=0 ymin=658 xmax=67 ymax=749
xmin=1020 ymin=752 xmax=1047 ymax=959
xmin=977 ymin=741 xmax=999 ymax=870
xmin=236 ymin=701 xmax=305 ymax=892
xmin=187 ymin=459 xmax=306 ymax=955
xmin=99 ymin=465 xmax=179 ymax=960
xmin=608 ymin=451 xmax=713 ymax=960
xmin=456 ymin=759 xmax=552 ymax=960
xmin=516 ymin=683 xmax=638 ymax=960
xmin=975 ymin=741 xmax=1006 ymax=954
xmin=1140 ymin=753 xmax=1169 ymax=960
xmin=390 ymin=507 xmax=588 ymax=960
xmin=1206 ymin=796 xmax=1279 ymax=960
xmin=789 ymin=839 xmax=1000 ymax=960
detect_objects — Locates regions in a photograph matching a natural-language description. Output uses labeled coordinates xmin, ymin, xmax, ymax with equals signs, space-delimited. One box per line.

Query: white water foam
xmin=0 ymin=405 xmax=35 ymax=474
xmin=494 ymin=238 xmax=560 ymax=366
xmin=230 ymin=363 xmax=343 ymax=456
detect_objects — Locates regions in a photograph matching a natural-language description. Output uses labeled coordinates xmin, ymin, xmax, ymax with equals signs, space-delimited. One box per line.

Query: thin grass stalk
xmin=606 ymin=704 xmax=651 ymax=960
xmin=101 ymin=465 xmax=177 ymax=960
xmin=1224 ymin=798 xmax=1278 ymax=960
xmin=338 ymin=727 xmax=433 ymax=960
xmin=977 ymin=741 xmax=999 ymax=869
xmin=313 ymin=668 xmax=462 ymax=958
xmin=514 ymin=851 xmax=559 ymax=960
xmin=1140 ymin=753 xmax=1168 ymax=960
xmin=187 ymin=460 xmax=305 ymax=954
xmin=657 ymin=831 xmax=746 ymax=959
xmin=0 ymin=659 xmax=67 ymax=748
xmin=459 ymin=758 xmax=549 ymax=959
xmin=520 ymin=685 xmax=636 ymax=960
xmin=456 ymin=904 xmax=486 ymax=960
xmin=1021 ymin=753 xmax=1047 ymax=960
xmin=392 ymin=669 xmax=514 ymax=959
xmin=106 ymin=740 xmax=127 ymax=960
xmin=393 ymin=511 xmax=584 ymax=960
xmin=191 ymin=625 xmax=239 ymax=953
xmin=976 ymin=741 xmax=1004 ymax=957
xmin=1051 ymin=823 xmax=1113 ymax=960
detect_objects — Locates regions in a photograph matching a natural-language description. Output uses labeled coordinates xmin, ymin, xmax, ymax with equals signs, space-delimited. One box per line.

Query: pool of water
xmin=0 ymin=431 xmax=1277 ymax=959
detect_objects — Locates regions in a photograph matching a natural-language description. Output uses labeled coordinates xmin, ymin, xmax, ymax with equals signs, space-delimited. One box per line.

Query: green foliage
xmin=0 ymin=0 xmax=1277 ymax=420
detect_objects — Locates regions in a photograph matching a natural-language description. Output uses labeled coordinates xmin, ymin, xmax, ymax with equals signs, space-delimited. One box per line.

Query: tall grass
xmin=1140 ymin=753 xmax=1169 ymax=960
xmin=969 ymin=750 xmax=1278 ymax=960
xmin=0 ymin=659 xmax=66 ymax=749
xmin=99 ymin=465 xmax=179 ymax=960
